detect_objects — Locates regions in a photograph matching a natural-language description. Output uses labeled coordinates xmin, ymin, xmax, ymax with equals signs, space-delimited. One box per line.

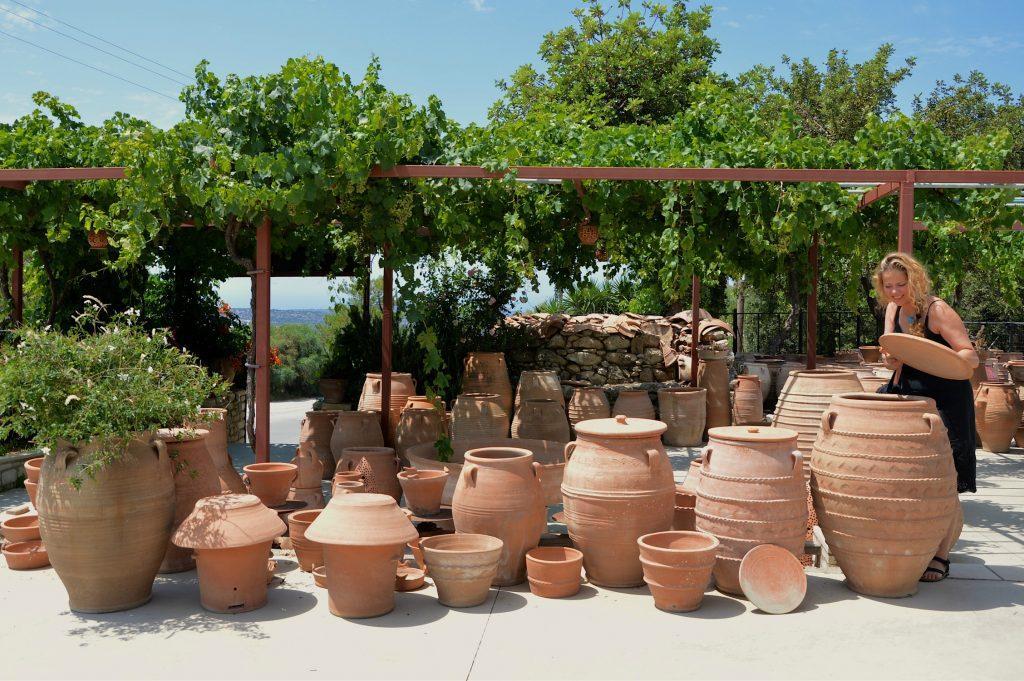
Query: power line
xmin=6 ymin=0 xmax=192 ymax=80
xmin=0 ymin=27 xmax=179 ymax=102
xmin=0 ymin=5 xmax=189 ymax=86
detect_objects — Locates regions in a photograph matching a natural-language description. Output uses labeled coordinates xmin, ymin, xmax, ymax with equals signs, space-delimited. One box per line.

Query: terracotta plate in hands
xmin=879 ymin=333 xmax=972 ymax=381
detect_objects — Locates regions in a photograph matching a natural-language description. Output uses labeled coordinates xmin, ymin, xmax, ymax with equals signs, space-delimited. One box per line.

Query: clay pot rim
xmin=243 ymin=462 xmax=298 ymax=473
xmin=830 ymin=392 xmax=936 ymax=411
xmin=859 ymin=345 xmax=881 ymax=350
xmin=288 ymin=509 xmax=323 ymax=526
xmin=638 ymin=531 xmax=720 ymax=554
xmin=1 ymin=515 xmax=39 ymax=531
xmin=156 ymin=427 xmax=210 ymax=442
xmin=457 ymin=392 xmax=500 ymax=401
xmin=341 ymin=446 xmax=395 ymax=456
xmin=574 ymin=415 xmax=667 ymax=438
xmin=419 ymin=533 xmax=504 ymax=554
xmin=658 ymin=387 xmax=706 ymax=395
xmin=398 ymin=468 xmax=448 ymax=481
xmin=788 ymin=369 xmax=856 ymax=377
xmin=24 ymin=456 xmax=43 ymax=471
xmin=979 ymin=381 xmax=1015 ymax=387
xmin=465 ymin=447 xmax=533 ymax=464
xmin=707 ymin=425 xmax=798 ymax=443
xmin=525 ymin=546 xmax=583 ymax=565
xmin=365 ymin=371 xmax=414 ymax=378
xmin=305 ymin=409 xmax=340 ymax=417
xmin=333 ymin=481 xmax=365 ymax=490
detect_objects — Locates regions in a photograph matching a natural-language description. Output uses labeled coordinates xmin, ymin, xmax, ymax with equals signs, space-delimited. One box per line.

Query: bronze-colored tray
xmin=879 ymin=333 xmax=972 ymax=381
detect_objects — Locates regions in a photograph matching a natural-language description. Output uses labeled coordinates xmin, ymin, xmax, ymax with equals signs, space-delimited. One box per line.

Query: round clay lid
xmin=738 ymin=544 xmax=807 ymax=614
xmin=574 ymin=414 xmax=667 ymax=438
xmin=305 ymin=493 xmax=417 ymax=546
xmin=708 ymin=425 xmax=798 ymax=443
xmin=172 ymin=494 xmax=285 ymax=549
xmin=879 ymin=333 xmax=972 ymax=381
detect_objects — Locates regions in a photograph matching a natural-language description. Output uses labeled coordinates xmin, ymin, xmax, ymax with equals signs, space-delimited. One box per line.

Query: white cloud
xmin=0 ymin=2 xmax=39 ymax=31
xmin=466 ymin=0 xmax=494 ymax=13
xmin=725 ymin=20 xmax=740 ymax=29
xmin=124 ymin=92 xmax=184 ymax=129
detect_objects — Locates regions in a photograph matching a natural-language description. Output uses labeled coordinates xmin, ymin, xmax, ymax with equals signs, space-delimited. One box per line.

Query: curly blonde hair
xmin=873 ymin=252 xmax=933 ymax=336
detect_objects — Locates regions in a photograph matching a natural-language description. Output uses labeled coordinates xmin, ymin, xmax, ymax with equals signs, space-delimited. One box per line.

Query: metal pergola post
xmin=898 ymin=173 xmax=916 ymax=254
xmin=254 ymin=215 xmax=272 ymax=463
xmin=690 ymin=275 xmax=701 ymax=385
xmin=807 ymin=232 xmax=819 ymax=370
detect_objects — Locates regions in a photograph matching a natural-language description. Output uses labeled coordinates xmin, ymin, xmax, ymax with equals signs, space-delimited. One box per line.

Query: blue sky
xmin=2 ymin=0 xmax=1022 ymax=307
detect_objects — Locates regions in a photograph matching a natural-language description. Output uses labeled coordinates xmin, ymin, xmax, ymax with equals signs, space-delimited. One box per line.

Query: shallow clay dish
xmin=395 ymin=561 xmax=426 ymax=591
xmin=879 ymin=333 xmax=972 ymax=381
xmin=738 ymin=544 xmax=806 ymax=614
xmin=3 ymin=540 xmax=49 ymax=570
xmin=0 ymin=514 xmax=41 ymax=543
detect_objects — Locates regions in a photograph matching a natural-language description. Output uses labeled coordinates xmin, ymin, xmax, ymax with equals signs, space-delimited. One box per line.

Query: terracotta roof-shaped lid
xmin=172 ymin=494 xmax=285 ymax=549
xmin=305 ymin=493 xmax=417 ymax=546
xmin=708 ymin=426 xmax=798 ymax=443
xmin=879 ymin=333 xmax=972 ymax=381
xmin=574 ymin=414 xmax=667 ymax=438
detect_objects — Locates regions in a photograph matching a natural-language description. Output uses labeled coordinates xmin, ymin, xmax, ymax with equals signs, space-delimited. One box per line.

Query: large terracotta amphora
xmin=742 ymin=362 xmax=772 ymax=402
xmin=358 ymin=372 xmax=416 ymax=443
xmin=337 ymin=446 xmax=402 ymax=502
xmin=658 ymin=388 xmax=706 ymax=447
xmin=512 ymin=399 xmax=571 ymax=443
xmin=567 ymin=387 xmax=610 ymax=432
xmin=461 ymin=352 xmax=514 ymax=415
xmin=330 ymin=410 xmax=385 ymax=465
xmin=452 ymin=447 xmax=545 ymax=586
xmin=299 ymin=410 xmax=339 ymax=480
xmin=731 ymin=375 xmax=764 ymax=426
xmin=612 ymin=390 xmax=655 ymax=419
xmin=975 ymin=382 xmax=1023 ymax=453
xmin=811 ymin=393 xmax=958 ymax=597
xmin=38 ymin=434 xmax=175 ymax=613
xmin=394 ymin=406 xmax=446 ymax=465
xmin=561 ymin=415 xmax=675 ymax=587
xmin=198 ymin=407 xmax=245 ymax=493
xmin=450 ymin=393 xmax=510 ymax=440
xmin=694 ymin=426 xmax=807 ymax=596
xmin=515 ymin=370 xmax=564 ymax=411
xmin=158 ymin=429 xmax=220 ymax=574
xmin=697 ymin=357 xmax=731 ymax=430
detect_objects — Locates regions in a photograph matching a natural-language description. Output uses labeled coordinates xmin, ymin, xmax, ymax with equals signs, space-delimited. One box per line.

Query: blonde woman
xmin=875 ymin=252 xmax=979 ymax=583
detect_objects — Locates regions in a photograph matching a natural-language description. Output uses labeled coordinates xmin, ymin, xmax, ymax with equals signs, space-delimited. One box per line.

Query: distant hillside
xmin=234 ymin=309 xmax=332 ymax=326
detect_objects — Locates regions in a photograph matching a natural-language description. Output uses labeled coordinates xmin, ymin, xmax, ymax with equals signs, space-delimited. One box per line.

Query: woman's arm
xmin=881 ymin=302 xmax=901 ymax=370
xmin=928 ymin=299 xmax=980 ymax=368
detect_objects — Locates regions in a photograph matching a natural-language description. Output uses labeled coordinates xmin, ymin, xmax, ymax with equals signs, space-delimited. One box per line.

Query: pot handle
xmin=463 ymin=463 xmax=478 ymax=487
xmin=924 ymin=412 xmax=944 ymax=437
xmin=820 ymin=410 xmax=837 ymax=435
xmin=701 ymin=446 xmax=712 ymax=468
xmin=531 ymin=461 xmax=542 ymax=479
xmin=563 ymin=441 xmax=577 ymax=464
xmin=394 ymin=457 xmax=401 ymax=473
xmin=55 ymin=444 xmax=79 ymax=475
xmin=791 ymin=450 xmax=804 ymax=477
xmin=151 ymin=438 xmax=168 ymax=466
xmin=974 ymin=399 xmax=987 ymax=429
xmin=644 ymin=447 xmax=662 ymax=468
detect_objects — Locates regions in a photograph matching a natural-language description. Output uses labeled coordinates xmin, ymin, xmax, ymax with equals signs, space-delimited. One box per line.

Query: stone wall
xmin=0 ymin=450 xmax=38 ymax=493
xmin=204 ymin=388 xmax=247 ymax=443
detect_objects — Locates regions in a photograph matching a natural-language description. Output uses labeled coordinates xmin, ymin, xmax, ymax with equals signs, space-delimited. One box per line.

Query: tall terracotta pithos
xmin=337 ymin=447 xmax=401 ymax=501
xmin=512 ymin=399 xmax=571 ymax=443
xmin=697 ymin=357 xmax=731 ymax=430
xmin=37 ymin=435 xmax=175 ymax=613
xmin=452 ymin=447 xmax=545 ymax=586
xmin=288 ymin=444 xmax=325 ymax=510
xmin=695 ymin=426 xmax=807 ymax=596
xmin=731 ymin=375 xmax=764 ymax=426
xmin=811 ymin=394 xmax=958 ymax=597
xmin=198 ymin=407 xmax=245 ymax=493
xmin=743 ymin=362 xmax=772 ymax=402
xmin=612 ymin=390 xmax=656 ymax=420
xmin=975 ymin=382 xmax=1023 ymax=453
xmin=658 ymin=388 xmax=706 ymax=447
xmin=450 ymin=393 xmax=510 ymax=440
xmin=515 ymin=370 xmax=564 ymax=411
xmin=394 ymin=406 xmax=446 ymax=465
xmin=358 ymin=372 xmax=416 ymax=443
xmin=561 ymin=416 xmax=675 ymax=587
xmin=568 ymin=387 xmax=611 ymax=431
xmin=299 ymin=410 xmax=339 ymax=480
xmin=158 ymin=428 xmax=220 ymax=574
xmin=461 ymin=352 xmax=514 ymax=415
xmin=330 ymin=411 xmax=385 ymax=466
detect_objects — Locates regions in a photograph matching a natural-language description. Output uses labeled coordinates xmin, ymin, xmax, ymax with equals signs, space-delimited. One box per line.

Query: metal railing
xmin=963 ymin=322 xmax=1024 ymax=353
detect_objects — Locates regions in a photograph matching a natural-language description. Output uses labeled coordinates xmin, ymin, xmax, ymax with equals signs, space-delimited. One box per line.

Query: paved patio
xmin=2 ymin=399 xmax=1022 ymax=680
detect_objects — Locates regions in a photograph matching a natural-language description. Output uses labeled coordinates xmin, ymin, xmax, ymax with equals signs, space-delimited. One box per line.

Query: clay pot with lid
xmin=568 ymin=387 xmax=611 ymax=431
xmin=420 ymin=533 xmax=504 ymax=607
xmin=330 ymin=411 xmax=385 ymax=464
xmin=37 ymin=434 xmax=175 ymax=613
xmin=305 ymin=493 xmax=418 ymax=618
xmin=658 ymin=388 xmax=706 ymax=446
xmin=450 ymin=393 xmax=510 ymax=440
xmin=337 ymin=446 xmax=401 ymax=501
xmin=172 ymin=494 xmax=285 ymax=613
xmin=394 ymin=406 xmax=446 ymax=465
xmin=975 ymin=382 xmax=1023 ymax=453
xmin=243 ymin=462 xmax=297 ymax=508
xmin=299 ymin=410 xmax=339 ymax=480
xmin=512 ymin=399 xmax=571 ymax=443
xmin=461 ymin=352 xmax=514 ymax=415
xmin=525 ymin=546 xmax=583 ymax=599
xmin=732 ymin=375 xmax=764 ymax=426
xmin=515 ymin=370 xmax=564 ymax=411
xmin=638 ymin=531 xmax=719 ymax=612
xmin=612 ymin=390 xmax=656 ymax=420
xmin=287 ymin=509 xmax=324 ymax=572
xmin=196 ymin=408 xmax=246 ymax=494
xmin=452 ymin=447 xmax=546 ymax=586
xmin=397 ymin=467 xmax=448 ymax=516
xmin=695 ymin=426 xmax=808 ymax=596
xmin=811 ymin=393 xmax=960 ymax=598
xmin=158 ymin=428 xmax=219 ymax=574
xmin=561 ymin=415 xmax=675 ymax=587
xmin=287 ymin=444 xmax=325 ymax=510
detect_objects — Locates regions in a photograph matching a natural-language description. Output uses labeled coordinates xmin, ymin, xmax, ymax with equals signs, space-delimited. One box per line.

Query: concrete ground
xmin=2 ymin=398 xmax=1023 ymax=680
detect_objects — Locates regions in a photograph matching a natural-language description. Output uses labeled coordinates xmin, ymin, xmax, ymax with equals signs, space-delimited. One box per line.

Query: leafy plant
xmin=270 ymin=324 xmax=329 ymax=398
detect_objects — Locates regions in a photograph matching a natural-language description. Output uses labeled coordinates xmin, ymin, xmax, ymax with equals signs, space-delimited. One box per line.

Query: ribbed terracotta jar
xmin=525 ymin=546 xmax=584 ymax=599
xmin=512 ymin=399 xmax=571 ymax=443
xmin=358 ymin=372 xmax=416 ymax=443
xmin=450 ymin=393 xmax=509 ymax=440
xmin=452 ymin=447 xmax=545 ymax=586
xmin=732 ymin=375 xmax=764 ymax=426
xmin=158 ymin=428 xmax=220 ymax=574
xmin=658 ymin=388 xmax=706 ymax=447
xmin=37 ymin=434 xmax=174 ymax=613
xmin=337 ymin=447 xmax=401 ymax=501
xmin=561 ymin=415 xmax=675 ymax=587
xmin=695 ymin=426 xmax=807 ymax=596
xmin=811 ymin=393 xmax=958 ymax=598
xmin=198 ymin=408 xmax=246 ymax=493
xmin=420 ymin=533 xmax=503 ymax=607
xmin=697 ymin=357 xmax=731 ymax=430
xmin=638 ymin=531 xmax=719 ymax=612
xmin=461 ymin=352 xmax=514 ymax=415
xmin=330 ymin=411 xmax=385 ymax=466
xmin=975 ymin=382 xmax=1023 ymax=453
xmin=568 ymin=387 xmax=611 ymax=431
xmin=743 ymin=362 xmax=772 ymax=402
xmin=299 ymin=410 xmax=339 ymax=480
xmin=515 ymin=370 xmax=564 ymax=411
xmin=394 ymin=407 xmax=445 ymax=465
xmin=612 ymin=390 xmax=656 ymax=420
xmin=287 ymin=445 xmax=324 ymax=510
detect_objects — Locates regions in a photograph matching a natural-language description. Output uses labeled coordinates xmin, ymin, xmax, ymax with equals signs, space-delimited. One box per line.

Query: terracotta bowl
xmin=23 ymin=457 xmax=44 ymax=483
xmin=0 ymin=514 xmax=40 ymax=543
xmin=525 ymin=546 xmax=583 ymax=599
xmin=3 ymin=540 xmax=49 ymax=570
xmin=395 ymin=561 xmax=426 ymax=591
xmin=313 ymin=565 xmax=327 ymax=588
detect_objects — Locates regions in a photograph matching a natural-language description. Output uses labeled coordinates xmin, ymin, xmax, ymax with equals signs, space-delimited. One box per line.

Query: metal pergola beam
xmin=0 ymin=167 xmax=126 ymax=181
xmin=858 ymin=182 xmax=900 ymax=209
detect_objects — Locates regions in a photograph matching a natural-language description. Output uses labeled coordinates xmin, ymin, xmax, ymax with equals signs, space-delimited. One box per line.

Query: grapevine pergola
xmin=3 ymin=164 xmax=1024 ymax=463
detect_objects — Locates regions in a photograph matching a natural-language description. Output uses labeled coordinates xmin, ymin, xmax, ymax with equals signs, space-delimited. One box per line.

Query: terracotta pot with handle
xmin=242 ymin=462 xmax=298 ymax=508
xmin=158 ymin=428 xmax=220 ymax=574
xmin=299 ymin=410 xmax=339 ymax=480
xmin=196 ymin=408 xmax=246 ymax=494
xmin=975 ymin=382 xmax=1023 ymax=453
xmin=512 ymin=398 xmax=571 ymax=443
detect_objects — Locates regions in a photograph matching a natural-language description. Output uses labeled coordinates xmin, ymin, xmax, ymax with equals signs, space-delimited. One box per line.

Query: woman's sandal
xmin=920 ymin=556 xmax=950 ymax=582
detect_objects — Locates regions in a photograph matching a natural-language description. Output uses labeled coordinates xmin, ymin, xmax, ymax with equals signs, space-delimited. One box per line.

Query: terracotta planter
xmin=287 ymin=444 xmax=325 ymax=510
xmin=172 ymin=494 xmax=285 ymax=613
xmin=332 ymin=480 xmax=365 ymax=496
xmin=23 ymin=480 xmax=38 ymax=506
xmin=512 ymin=399 xmax=571 ymax=443
xmin=330 ymin=410 xmax=385 ymax=467
xmin=420 ymin=533 xmax=503 ymax=607
xmin=23 ymin=456 xmax=43 ymax=483
xmin=243 ymin=462 xmax=298 ymax=508
xmin=975 ymin=382 xmax=1023 ymax=453
xmin=562 ymin=415 xmax=675 ymax=587
xmin=198 ymin=408 xmax=246 ymax=494
xmin=337 ymin=446 xmax=401 ymax=501
xmin=158 ymin=428 xmax=219 ymax=574
xmin=1 ymin=514 xmax=40 ymax=543
xmin=695 ymin=426 xmax=807 ymax=596
xmin=811 ymin=393 xmax=958 ymax=597
xmin=358 ymin=372 xmax=416 ymax=443
xmin=732 ymin=375 xmax=764 ymax=426
xmin=515 ymin=370 xmax=564 ymax=411
xmin=697 ymin=357 xmax=731 ymax=430
xmin=394 ymin=407 xmax=446 ymax=465
xmin=37 ymin=435 xmax=174 ymax=612
xmin=287 ymin=509 xmax=324 ymax=572
xmin=859 ymin=346 xmax=881 ymax=363
xmin=300 ymin=410 xmax=339 ymax=480
xmin=743 ymin=362 xmax=772 ymax=402
xmin=305 ymin=493 xmax=417 ymax=618
xmin=525 ymin=546 xmax=583 ymax=598
xmin=450 ymin=393 xmax=509 ymax=440
xmin=461 ymin=352 xmax=514 ymax=415
xmin=673 ymin=486 xmax=697 ymax=532
xmin=319 ymin=378 xmax=348 ymax=404
xmin=658 ymin=388 xmax=706 ymax=447
xmin=453 ymin=447 xmax=545 ymax=586
xmin=313 ymin=565 xmax=327 ymax=588
xmin=397 ymin=467 xmax=448 ymax=516
xmin=568 ymin=387 xmax=611 ymax=431
xmin=638 ymin=531 xmax=718 ymax=612
xmin=3 ymin=540 xmax=49 ymax=570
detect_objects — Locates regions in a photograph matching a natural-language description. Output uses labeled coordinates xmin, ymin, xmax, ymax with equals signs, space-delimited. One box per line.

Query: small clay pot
xmin=332 ymin=480 xmax=365 ymax=496
xmin=334 ymin=470 xmax=363 ymax=484
xmin=859 ymin=346 xmax=881 ymax=364
xmin=313 ymin=565 xmax=327 ymax=588
xmin=288 ymin=510 xmax=324 ymax=572
xmin=525 ymin=547 xmax=583 ymax=598
xmin=637 ymin=531 xmax=719 ymax=612
xmin=3 ymin=540 xmax=49 ymax=570
xmin=243 ymin=462 xmax=298 ymax=507
xmin=395 ymin=561 xmax=426 ymax=591
xmin=397 ymin=467 xmax=449 ymax=516
xmin=420 ymin=533 xmax=503 ymax=608
xmin=23 ymin=480 xmax=38 ymax=507
xmin=23 ymin=457 xmax=44 ymax=483
xmin=408 ymin=537 xmax=426 ymax=572
xmin=1 ymin=514 xmax=41 ymax=543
